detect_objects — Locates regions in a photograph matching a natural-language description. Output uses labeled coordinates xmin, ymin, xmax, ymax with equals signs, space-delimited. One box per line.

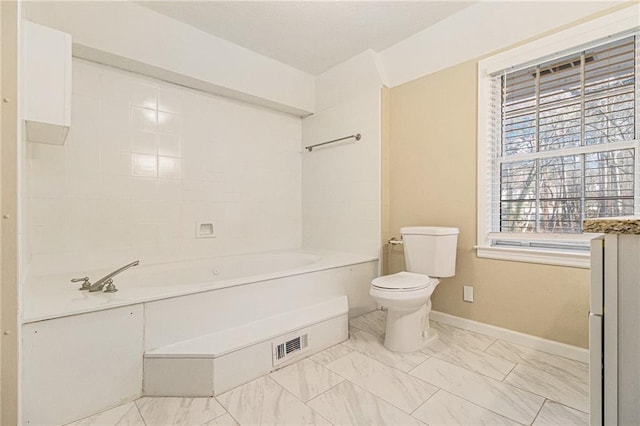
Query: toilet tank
xmin=401 ymin=226 xmax=459 ymax=277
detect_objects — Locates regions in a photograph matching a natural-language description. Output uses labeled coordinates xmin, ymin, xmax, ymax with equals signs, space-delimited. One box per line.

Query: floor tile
xmin=269 ymin=358 xmax=344 ymax=402
xmin=81 ymin=311 xmax=594 ymax=426
xmin=203 ymin=413 xmax=239 ymax=426
xmin=430 ymin=321 xmax=496 ymax=351
xmin=410 ymin=357 xmax=544 ymax=424
xmin=309 ymin=342 xmax=353 ymax=366
xmin=421 ymin=338 xmax=516 ymax=380
xmin=307 ymin=381 xmax=423 ymax=426
xmin=350 ymin=309 xmax=387 ymax=335
xmin=65 ymin=402 xmax=144 ymax=426
xmin=533 ymin=400 xmax=589 ymax=425
xmin=217 ymin=376 xmax=330 ymax=425
xmin=486 ymin=339 xmax=589 ymax=384
xmin=136 ymin=397 xmax=226 ymax=426
xmin=412 ymin=390 xmax=520 ymax=426
xmin=504 ymin=364 xmax=589 ymax=413
xmin=344 ymin=327 xmax=430 ymax=372
xmin=326 ymin=351 xmax=437 ymax=413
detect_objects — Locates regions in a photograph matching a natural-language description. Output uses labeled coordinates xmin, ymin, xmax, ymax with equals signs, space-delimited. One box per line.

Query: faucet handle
xmin=103 ymin=279 xmax=118 ymax=293
xmin=71 ymin=277 xmax=91 ymax=291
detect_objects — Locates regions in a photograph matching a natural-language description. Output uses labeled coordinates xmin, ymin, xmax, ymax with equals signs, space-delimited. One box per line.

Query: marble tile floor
xmin=67 ymin=310 xmax=589 ymax=426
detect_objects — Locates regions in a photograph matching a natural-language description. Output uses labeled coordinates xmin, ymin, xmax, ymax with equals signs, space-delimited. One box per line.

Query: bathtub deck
xmin=66 ymin=312 xmax=590 ymax=426
xmin=22 ymin=249 xmax=377 ymax=323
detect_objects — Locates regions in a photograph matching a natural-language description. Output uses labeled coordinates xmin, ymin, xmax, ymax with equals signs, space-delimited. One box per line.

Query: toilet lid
xmin=372 ymin=271 xmax=434 ymax=291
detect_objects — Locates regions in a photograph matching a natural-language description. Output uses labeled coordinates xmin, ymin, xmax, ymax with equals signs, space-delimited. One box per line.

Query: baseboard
xmin=430 ymin=310 xmax=589 ymax=363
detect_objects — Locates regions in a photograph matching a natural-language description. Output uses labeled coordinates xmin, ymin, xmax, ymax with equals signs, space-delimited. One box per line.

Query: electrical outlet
xmin=463 ymin=285 xmax=474 ymax=302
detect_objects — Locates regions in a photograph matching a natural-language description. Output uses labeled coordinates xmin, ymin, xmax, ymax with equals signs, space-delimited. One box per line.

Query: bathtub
xmin=21 ymin=249 xmax=379 ymax=425
xmin=23 ymin=248 xmax=377 ymax=323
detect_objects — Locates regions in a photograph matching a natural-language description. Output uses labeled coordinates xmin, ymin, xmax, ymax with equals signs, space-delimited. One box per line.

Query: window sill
xmin=475 ymin=245 xmax=590 ymax=269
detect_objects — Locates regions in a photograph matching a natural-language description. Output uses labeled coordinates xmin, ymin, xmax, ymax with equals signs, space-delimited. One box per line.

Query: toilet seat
xmin=371 ymin=271 xmax=434 ymax=292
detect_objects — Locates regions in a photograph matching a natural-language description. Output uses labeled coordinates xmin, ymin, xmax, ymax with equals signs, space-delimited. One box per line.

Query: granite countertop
xmin=583 ymin=216 xmax=640 ymax=235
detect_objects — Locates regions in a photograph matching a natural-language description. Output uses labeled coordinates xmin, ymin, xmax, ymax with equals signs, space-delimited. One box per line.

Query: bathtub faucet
xmin=89 ymin=260 xmax=140 ymax=292
xmin=71 ymin=260 xmax=140 ymax=293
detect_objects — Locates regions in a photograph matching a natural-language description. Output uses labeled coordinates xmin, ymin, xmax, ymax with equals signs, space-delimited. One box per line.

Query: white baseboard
xmin=430 ymin=310 xmax=589 ymax=363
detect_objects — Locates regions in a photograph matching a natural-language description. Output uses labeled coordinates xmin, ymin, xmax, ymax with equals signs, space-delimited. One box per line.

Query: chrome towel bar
xmin=305 ymin=133 xmax=361 ymax=152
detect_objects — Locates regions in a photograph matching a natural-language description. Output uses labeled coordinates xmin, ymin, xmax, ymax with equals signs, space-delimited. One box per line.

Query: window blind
xmin=492 ymin=35 xmax=638 ymax=236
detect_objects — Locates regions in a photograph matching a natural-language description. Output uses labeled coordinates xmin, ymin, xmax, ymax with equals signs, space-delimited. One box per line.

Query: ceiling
xmin=138 ymin=1 xmax=474 ymax=75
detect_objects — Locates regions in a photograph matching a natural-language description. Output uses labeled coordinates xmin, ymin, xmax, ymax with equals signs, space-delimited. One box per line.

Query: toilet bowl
xmin=370 ymin=272 xmax=440 ymax=352
xmin=370 ymin=226 xmax=458 ymax=353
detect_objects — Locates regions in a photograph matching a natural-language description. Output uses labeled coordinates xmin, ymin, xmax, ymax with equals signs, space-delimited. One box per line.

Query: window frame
xmin=477 ymin=5 xmax=640 ymax=268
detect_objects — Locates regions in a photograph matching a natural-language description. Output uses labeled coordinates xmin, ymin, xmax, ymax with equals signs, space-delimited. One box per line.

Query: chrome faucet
xmin=89 ymin=260 xmax=140 ymax=292
xmin=71 ymin=260 xmax=140 ymax=293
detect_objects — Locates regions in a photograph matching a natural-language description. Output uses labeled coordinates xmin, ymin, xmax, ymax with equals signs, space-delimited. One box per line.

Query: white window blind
xmin=490 ymin=35 xmax=639 ymax=240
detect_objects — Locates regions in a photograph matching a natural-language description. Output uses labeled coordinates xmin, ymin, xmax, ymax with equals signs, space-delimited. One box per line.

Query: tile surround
xmin=301 ymin=88 xmax=381 ymax=258
xmin=27 ymin=59 xmax=302 ymax=274
xmin=64 ymin=313 xmax=589 ymax=426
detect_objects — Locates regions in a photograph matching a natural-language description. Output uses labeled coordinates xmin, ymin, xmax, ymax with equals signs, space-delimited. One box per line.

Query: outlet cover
xmin=463 ymin=285 xmax=474 ymax=302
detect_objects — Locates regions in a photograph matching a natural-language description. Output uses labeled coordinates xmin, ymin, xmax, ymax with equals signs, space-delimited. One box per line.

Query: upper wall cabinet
xmin=23 ymin=20 xmax=72 ymax=145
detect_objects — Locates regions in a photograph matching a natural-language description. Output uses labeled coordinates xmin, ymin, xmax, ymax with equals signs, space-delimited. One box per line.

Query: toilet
xmin=370 ymin=226 xmax=459 ymax=352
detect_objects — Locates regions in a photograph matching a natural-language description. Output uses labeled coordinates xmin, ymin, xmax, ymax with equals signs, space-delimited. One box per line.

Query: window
xmin=477 ymin=7 xmax=640 ymax=267
xmin=497 ymin=37 xmax=637 ymax=234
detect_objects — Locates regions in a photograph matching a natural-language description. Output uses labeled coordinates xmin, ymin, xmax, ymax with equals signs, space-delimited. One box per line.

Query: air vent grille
xmin=272 ymin=332 xmax=310 ymax=366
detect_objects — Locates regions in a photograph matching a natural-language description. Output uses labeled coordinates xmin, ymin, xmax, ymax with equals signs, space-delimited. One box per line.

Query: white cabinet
xmin=23 ymin=20 xmax=71 ymax=145
xmin=590 ymin=232 xmax=640 ymax=425
xmin=614 ymin=234 xmax=640 ymax=425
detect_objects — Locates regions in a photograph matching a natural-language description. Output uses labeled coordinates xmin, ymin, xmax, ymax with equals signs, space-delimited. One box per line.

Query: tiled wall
xmin=302 ymin=89 xmax=381 ymax=258
xmin=27 ymin=59 xmax=302 ymax=274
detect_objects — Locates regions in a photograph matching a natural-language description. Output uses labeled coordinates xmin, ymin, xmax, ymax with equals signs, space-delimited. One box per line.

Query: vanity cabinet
xmin=584 ymin=216 xmax=640 ymax=425
xmin=23 ymin=20 xmax=72 ymax=145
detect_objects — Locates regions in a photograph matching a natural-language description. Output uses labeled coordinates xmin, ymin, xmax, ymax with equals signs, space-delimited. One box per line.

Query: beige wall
xmin=1 ymin=0 xmax=20 ymax=423
xmin=385 ymin=58 xmax=591 ymax=348
xmin=381 ymin=86 xmax=390 ymax=266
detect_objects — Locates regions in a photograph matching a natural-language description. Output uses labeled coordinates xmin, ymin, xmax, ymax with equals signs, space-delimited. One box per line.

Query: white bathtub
xmin=23 ymin=248 xmax=377 ymax=323
xmin=22 ymin=248 xmax=379 ymax=425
